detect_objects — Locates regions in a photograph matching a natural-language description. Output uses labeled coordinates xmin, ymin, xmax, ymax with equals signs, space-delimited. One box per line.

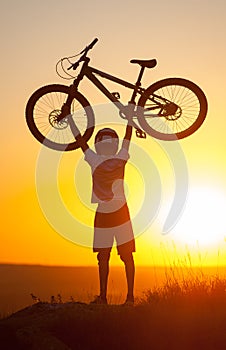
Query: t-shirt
xmin=84 ymin=147 xmax=129 ymax=204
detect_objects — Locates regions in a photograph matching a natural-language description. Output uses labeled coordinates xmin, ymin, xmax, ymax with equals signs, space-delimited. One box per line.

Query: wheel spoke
xmin=147 ymin=85 xmax=200 ymax=134
xmin=34 ymin=94 xmax=84 ymax=144
xmin=138 ymin=78 xmax=207 ymax=140
xmin=26 ymin=85 xmax=94 ymax=150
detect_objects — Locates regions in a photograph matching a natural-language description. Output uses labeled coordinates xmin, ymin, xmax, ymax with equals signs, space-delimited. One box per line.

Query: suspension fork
xmin=59 ymin=59 xmax=88 ymax=120
xmin=58 ymin=87 xmax=76 ymax=120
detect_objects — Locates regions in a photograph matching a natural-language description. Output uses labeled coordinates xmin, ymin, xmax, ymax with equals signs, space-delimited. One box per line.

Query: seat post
xmin=136 ymin=65 xmax=145 ymax=85
xmin=129 ymin=66 xmax=145 ymax=104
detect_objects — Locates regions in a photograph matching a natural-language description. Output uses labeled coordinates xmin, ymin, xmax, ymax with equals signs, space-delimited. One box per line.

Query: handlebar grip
xmin=88 ymin=38 xmax=98 ymax=49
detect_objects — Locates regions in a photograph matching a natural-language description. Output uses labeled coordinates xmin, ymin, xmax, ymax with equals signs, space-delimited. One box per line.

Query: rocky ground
xmin=1 ymin=297 xmax=226 ymax=350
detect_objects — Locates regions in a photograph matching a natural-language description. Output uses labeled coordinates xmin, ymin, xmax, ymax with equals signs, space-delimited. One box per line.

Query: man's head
xmin=94 ymin=128 xmax=119 ymax=155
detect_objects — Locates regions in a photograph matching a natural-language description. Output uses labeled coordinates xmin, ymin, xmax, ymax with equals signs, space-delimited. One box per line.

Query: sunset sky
xmin=1 ymin=0 xmax=226 ymax=267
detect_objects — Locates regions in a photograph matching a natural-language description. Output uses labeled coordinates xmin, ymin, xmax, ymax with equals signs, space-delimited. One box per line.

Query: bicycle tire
xmin=137 ymin=78 xmax=208 ymax=140
xmin=25 ymin=84 xmax=95 ymax=151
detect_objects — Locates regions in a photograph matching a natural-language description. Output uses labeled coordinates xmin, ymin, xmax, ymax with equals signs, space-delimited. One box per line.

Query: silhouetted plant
xmin=51 ymin=295 xmax=56 ymax=304
xmin=57 ymin=294 xmax=62 ymax=303
xmin=30 ymin=293 xmax=41 ymax=303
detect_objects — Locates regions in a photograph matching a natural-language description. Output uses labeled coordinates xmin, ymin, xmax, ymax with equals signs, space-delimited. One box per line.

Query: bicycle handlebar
xmin=86 ymin=37 xmax=98 ymax=51
xmin=67 ymin=38 xmax=98 ymax=70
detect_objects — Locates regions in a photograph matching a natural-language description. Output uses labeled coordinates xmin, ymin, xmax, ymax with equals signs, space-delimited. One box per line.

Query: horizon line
xmin=1 ymin=262 xmax=226 ymax=268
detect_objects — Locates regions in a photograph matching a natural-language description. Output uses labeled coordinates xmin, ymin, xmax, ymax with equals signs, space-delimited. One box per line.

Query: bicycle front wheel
xmin=137 ymin=78 xmax=208 ymax=140
xmin=25 ymin=84 xmax=95 ymax=151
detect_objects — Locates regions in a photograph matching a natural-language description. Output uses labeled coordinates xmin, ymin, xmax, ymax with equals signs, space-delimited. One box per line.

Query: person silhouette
xmin=74 ymin=121 xmax=135 ymax=305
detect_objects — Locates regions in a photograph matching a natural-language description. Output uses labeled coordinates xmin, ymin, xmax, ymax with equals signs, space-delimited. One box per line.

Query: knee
xmin=120 ymin=252 xmax=134 ymax=264
xmin=97 ymin=250 xmax=111 ymax=264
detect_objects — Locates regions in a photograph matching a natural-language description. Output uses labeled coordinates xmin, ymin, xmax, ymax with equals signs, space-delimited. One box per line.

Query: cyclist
xmin=76 ymin=121 xmax=135 ymax=305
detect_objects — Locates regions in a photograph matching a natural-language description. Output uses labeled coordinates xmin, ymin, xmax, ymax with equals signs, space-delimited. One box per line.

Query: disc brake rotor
xmin=49 ymin=110 xmax=69 ymax=130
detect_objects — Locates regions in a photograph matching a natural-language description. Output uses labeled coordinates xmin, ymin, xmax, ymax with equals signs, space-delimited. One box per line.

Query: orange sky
xmin=1 ymin=0 xmax=226 ymax=266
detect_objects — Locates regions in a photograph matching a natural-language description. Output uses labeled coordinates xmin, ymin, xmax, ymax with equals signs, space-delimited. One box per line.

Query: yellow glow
xmin=171 ymin=187 xmax=226 ymax=247
xmin=1 ymin=0 xmax=226 ymax=267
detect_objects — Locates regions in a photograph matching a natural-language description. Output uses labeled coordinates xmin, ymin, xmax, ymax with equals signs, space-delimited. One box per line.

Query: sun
xmin=170 ymin=186 xmax=226 ymax=247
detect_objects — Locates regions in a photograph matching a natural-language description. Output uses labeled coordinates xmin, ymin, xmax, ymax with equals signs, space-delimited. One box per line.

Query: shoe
xmin=90 ymin=295 xmax=108 ymax=305
xmin=122 ymin=296 xmax=134 ymax=306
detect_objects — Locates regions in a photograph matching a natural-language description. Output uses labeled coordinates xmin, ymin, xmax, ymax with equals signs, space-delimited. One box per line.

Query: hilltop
xmin=1 ymin=293 xmax=226 ymax=350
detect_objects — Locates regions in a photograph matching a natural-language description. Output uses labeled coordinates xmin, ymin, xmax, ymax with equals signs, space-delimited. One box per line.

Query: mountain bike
xmin=25 ymin=38 xmax=208 ymax=151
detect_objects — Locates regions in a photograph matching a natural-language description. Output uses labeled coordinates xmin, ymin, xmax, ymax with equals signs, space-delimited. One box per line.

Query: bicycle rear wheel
xmin=137 ymin=78 xmax=208 ymax=140
xmin=25 ymin=84 xmax=95 ymax=151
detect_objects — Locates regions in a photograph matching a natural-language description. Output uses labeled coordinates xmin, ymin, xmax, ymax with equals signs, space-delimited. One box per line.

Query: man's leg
xmin=97 ymin=249 xmax=111 ymax=302
xmin=120 ymin=252 xmax=135 ymax=303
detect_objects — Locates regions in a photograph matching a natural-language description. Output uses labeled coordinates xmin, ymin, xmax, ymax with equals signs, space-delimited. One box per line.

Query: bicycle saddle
xmin=130 ymin=59 xmax=157 ymax=68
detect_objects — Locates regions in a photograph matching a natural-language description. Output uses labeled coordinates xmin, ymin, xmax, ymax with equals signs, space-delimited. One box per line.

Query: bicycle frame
xmin=65 ymin=58 xmax=148 ymax=131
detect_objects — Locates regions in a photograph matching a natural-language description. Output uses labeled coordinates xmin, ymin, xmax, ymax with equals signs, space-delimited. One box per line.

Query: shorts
xmin=93 ymin=203 xmax=135 ymax=254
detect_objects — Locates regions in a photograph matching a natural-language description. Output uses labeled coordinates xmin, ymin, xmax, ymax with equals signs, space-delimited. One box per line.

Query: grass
xmin=141 ymin=274 xmax=226 ymax=306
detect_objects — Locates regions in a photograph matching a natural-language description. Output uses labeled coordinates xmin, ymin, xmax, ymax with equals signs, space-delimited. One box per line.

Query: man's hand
xmin=76 ymin=134 xmax=89 ymax=152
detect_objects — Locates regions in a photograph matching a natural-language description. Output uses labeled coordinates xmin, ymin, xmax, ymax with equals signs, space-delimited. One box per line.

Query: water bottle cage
xmin=112 ymin=92 xmax=120 ymax=99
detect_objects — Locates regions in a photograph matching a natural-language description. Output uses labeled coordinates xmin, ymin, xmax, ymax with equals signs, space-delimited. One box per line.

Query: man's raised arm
xmin=122 ymin=122 xmax=132 ymax=151
xmin=68 ymin=116 xmax=89 ymax=153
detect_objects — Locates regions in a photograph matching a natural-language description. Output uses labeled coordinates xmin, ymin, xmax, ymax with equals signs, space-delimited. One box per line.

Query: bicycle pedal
xmin=136 ymin=129 xmax=146 ymax=138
